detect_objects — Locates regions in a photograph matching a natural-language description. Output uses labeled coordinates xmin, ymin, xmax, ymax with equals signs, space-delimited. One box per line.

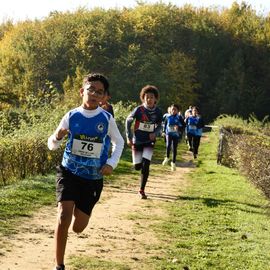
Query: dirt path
xmin=0 ymin=153 xmax=195 ymax=270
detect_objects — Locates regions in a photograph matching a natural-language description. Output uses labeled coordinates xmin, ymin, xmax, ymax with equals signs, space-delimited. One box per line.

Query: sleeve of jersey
xmin=180 ymin=115 xmax=186 ymax=127
xmin=125 ymin=108 xmax=136 ymax=140
xmin=47 ymin=112 xmax=69 ymax=150
xmin=154 ymin=110 xmax=163 ymax=136
xmin=163 ymin=118 xmax=168 ymax=133
xmin=197 ymin=117 xmax=205 ymax=129
xmin=106 ymin=117 xmax=125 ymax=169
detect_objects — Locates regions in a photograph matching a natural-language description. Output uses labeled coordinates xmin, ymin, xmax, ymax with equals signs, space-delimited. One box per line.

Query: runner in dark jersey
xmin=125 ymin=85 xmax=163 ymax=199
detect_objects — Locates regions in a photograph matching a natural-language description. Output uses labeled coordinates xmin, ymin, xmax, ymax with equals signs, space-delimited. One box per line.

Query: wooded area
xmin=0 ymin=1 xmax=269 ymax=123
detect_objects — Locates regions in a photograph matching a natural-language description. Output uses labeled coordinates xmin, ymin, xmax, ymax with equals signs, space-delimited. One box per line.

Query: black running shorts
xmin=56 ymin=165 xmax=103 ymax=216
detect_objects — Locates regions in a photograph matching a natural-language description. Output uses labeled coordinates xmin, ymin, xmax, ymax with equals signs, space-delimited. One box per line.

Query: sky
xmin=0 ymin=0 xmax=269 ymax=22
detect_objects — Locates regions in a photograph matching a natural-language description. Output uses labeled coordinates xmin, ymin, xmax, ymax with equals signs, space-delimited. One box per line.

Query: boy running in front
xmin=125 ymin=85 xmax=163 ymax=199
xmin=48 ymin=73 xmax=124 ymax=270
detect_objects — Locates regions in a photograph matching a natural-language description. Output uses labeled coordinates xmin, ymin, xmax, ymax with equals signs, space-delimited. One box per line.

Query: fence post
xmin=217 ymin=127 xmax=225 ymax=164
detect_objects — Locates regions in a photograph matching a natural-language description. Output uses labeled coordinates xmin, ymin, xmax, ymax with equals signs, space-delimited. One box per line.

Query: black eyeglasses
xmin=84 ymin=85 xmax=104 ymax=97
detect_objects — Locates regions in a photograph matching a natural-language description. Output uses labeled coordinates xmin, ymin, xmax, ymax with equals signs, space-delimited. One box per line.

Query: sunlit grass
xmin=150 ymin=133 xmax=270 ymax=270
xmin=0 ymin=175 xmax=55 ymax=235
xmin=1 ymin=133 xmax=270 ymax=269
xmin=69 ymin=256 xmax=130 ymax=270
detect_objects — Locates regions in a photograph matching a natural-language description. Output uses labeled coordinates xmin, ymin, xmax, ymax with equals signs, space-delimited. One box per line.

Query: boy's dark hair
xmin=192 ymin=106 xmax=200 ymax=113
xmin=83 ymin=73 xmax=110 ymax=94
xmin=140 ymin=85 xmax=159 ymax=102
xmin=171 ymin=104 xmax=180 ymax=111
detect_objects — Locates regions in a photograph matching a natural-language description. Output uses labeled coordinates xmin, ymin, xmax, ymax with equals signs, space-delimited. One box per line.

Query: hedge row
xmin=216 ymin=115 xmax=270 ymax=199
xmin=0 ymin=136 xmax=63 ymax=185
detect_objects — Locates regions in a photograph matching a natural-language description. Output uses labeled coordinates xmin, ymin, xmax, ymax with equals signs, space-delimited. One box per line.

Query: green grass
xmin=1 ymin=133 xmax=270 ymax=269
xmin=150 ymin=133 xmax=270 ymax=270
xmin=69 ymin=256 xmax=130 ymax=270
xmin=0 ymin=174 xmax=55 ymax=235
xmin=104 ymin=146 xmax=138 ymax=186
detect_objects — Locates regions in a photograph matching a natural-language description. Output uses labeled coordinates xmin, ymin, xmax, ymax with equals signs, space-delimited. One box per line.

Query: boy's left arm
xmin=154 ymin=109 xmax=163 ymax=138
xmin=197 ymin=117 xmax=205 ymax=129
xmin=104 ymin=117 xmax=124 ymax=173
xmin=100 ymin=164 xmax=113 ymax=176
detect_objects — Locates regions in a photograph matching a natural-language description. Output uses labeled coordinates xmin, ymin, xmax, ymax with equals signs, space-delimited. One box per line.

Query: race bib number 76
xmin=72 ymin=139 xmax=102 ymax=158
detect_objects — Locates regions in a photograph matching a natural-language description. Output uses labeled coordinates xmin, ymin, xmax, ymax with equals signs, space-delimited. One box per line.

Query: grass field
xmin=1 ymin=131 xmax=270 ymax=269
xmin=148 ymin=133 xmax=270 ymax=269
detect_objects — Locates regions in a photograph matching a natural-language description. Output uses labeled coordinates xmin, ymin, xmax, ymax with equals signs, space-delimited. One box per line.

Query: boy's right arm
xmin=125 ymin=109 xmax=136 ymax=146
xmin=125 ymin=116 xmax=133 ymax=146
xmin=47 ymin=113 xmax=69 ymax=150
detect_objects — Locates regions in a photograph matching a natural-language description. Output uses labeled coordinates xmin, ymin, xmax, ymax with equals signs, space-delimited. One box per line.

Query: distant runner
xmin=185 ymin=106 xmax=204 ymax=159
xmin=99 ymin=89 xmax=114 ymax=117
xmin=125 ymin=85 xmax=163 ymax=199
xmin=162 ymin=104 xmax=185 ymax=171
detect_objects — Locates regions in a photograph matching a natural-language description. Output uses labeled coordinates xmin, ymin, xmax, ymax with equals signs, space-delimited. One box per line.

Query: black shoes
xmin=54 ymin=264 xmax=65 ymax=270
xmin=139 ymin=190 xmax=147 ymax=199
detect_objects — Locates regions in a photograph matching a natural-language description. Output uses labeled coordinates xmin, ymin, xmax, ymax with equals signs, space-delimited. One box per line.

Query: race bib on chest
xmin=138 ymin=122 xmax=155 ymax=132
xmin=168 ymin=125 xmax=178 ymax=132
xmin=72 ymin=138 xmax=102 ymax=158
xmin=189 ymin=125 xmax=196 ymax=130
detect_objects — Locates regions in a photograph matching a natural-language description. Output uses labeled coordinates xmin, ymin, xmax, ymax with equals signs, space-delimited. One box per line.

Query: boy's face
xmin=192 ymin=108 xmax=198 ymax=116
xmin=171 ymin=106 xmax=178 ymax=115
xmin=80 ymin=81 xmax=105 ymax=109
xmin=99 ymin=92 xmax=109 ymax=106
xmin=143 ymin=92 xmax=157 ymax=109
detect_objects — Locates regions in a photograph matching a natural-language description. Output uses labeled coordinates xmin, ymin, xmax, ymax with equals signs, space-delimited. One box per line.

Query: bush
xmin=0 ymin=134 xmax=63 ymax=185
xmin=113 ymin=101 xmax=137 ymax=139
xmin=215 ymin=115 xmax=270 ymax=199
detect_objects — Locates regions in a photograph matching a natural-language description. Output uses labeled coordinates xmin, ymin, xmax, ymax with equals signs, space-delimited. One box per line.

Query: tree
xmin=163 ymin=51 xmax=199 ymax=111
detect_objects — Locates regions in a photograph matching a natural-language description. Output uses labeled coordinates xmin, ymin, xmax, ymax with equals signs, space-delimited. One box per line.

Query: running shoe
xmin=162 ymin=157 xmax=170 ymax=166
xmin=171 ymin=162 xmax=176 ymax=171
xmin=139 ymin=190 xmax=147 ymax=199
xmin=53 ymin=264 xmax=65 ymax=270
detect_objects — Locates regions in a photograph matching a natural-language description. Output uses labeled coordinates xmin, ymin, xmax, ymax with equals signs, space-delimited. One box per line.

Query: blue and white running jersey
xmin=186 ymin=116 xmax=203 ymax=136
xmin=62 ymin=108 xmax=111 ymax=180
xmin=165 ymin=114 xmax=184 ymax=138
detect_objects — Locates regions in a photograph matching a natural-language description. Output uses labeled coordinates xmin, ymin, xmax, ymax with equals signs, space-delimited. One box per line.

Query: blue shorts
xmin=56 ymin=165 xmax=103 ymax=215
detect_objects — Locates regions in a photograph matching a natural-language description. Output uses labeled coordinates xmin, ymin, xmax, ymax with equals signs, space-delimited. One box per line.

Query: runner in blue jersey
xmin=184 ymin=105 xmax=193 ymax=145
xmin=162 ymin=104 xmax=185 ymax=171
xmin=48 ymin=73 xmax=124 ymax=270
xmin=125 ymin=85 xmax=163 ymax=199
xmin=162 ymin=106 xmax=171 ymax=143
xmin=185 ymin=106 xmax=204 ymax=159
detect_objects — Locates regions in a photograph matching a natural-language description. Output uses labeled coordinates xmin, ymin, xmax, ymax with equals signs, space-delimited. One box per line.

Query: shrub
xmin=215 ymin=115 xmax=270 ymax=199
xmin=113 ymin=101 xmax=137 ymax=138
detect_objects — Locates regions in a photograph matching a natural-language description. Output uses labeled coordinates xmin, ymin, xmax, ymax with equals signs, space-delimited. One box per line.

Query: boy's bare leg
xmin=72 ymin=208 xmax=90 ymax=233
xmin=55 ymin=201 xmax=74 ymax=266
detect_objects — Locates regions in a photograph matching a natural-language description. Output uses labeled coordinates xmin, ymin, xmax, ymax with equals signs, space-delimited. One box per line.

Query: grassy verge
xmin=150 ymin=133 xmax=270 ymax=270
xmin=69 ymin=256 xmax=130 ymax=270
xmin=0 ymin=175 xmax=55 ymax=236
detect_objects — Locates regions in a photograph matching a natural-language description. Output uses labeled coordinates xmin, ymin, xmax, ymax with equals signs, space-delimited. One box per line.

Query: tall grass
xmin=214 ymin=114 xmax=270 ymax=136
